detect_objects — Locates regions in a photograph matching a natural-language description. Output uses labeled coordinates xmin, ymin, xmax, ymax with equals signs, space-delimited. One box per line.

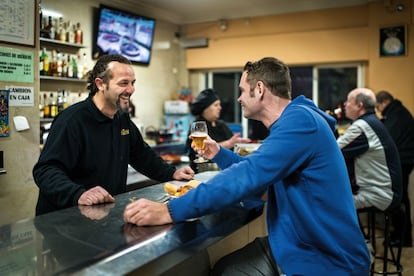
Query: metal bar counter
xmin=0 ymin=172 xmax=264 ymax=275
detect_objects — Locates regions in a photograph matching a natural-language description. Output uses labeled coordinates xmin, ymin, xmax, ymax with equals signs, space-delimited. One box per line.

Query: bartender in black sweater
xmin=33 ymin=54 xmax=194 ymax=215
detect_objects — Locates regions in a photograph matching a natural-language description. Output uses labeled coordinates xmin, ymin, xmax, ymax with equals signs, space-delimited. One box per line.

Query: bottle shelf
xmin=40 ymin=38 xmax=86 ymax=49
xmin=40 ymin=75 xmax=86 ymax=83
xmin=40 ymin=118 xmax=54 ymax=124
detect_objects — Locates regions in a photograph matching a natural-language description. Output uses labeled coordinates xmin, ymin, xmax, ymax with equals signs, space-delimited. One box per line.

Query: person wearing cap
xmin=185 ymin=88 xmax=251 ymax=171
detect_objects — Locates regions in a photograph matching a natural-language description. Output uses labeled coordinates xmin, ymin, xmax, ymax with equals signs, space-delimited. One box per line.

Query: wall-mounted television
xmin=92 ymin=4 xmax=156 ymax=66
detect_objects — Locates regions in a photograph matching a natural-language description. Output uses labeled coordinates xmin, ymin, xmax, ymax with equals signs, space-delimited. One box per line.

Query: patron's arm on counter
xmin=0 ymin=172 xmax=264 ymax=275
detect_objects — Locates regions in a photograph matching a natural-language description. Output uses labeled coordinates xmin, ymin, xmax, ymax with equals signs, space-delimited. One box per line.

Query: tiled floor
xmin=400 ymin=244 xmax=414 ymax=275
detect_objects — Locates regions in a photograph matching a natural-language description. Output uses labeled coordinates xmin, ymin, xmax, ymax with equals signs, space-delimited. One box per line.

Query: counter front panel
xmin=0 ymin=172 xmax=264 ymax=275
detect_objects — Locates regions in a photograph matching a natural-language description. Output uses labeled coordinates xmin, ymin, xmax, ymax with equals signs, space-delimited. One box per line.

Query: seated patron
xmin=337 ymin=88 xmax=403 ymax=211
xmin=376 ymin=90 xmax=414 ymax=246
xmin=186 ymin=88 xmax=250 ymax=171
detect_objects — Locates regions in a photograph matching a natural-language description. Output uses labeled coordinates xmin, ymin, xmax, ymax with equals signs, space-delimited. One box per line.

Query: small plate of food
xmin=163 ymin=179 xmax=201 ymax=198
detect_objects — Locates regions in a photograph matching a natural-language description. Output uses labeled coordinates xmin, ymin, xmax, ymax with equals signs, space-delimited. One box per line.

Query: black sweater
xmin=33 ymin=96 xmax=175 ymax=215
xmin=381 ymin=99 xmax=414 ymax=165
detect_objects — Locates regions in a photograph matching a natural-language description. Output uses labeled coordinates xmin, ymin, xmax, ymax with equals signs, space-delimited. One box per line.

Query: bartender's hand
xmin=173 ymin=166 xmax=194 ymax=180
xmin=78 ymin=186 xmax=115 ymax=206
xmin=123 ymin=198 xmax=172 ymax=226
xmin=194 ymin=137 xmax=221 ymax=160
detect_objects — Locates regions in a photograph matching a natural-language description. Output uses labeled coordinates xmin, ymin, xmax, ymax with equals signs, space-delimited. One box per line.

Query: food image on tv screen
xmin=95 ymin=6 xmax=156 ymax=65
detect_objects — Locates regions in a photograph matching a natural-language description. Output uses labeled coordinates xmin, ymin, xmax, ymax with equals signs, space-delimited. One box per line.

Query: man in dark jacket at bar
xmin=377 ymin=90 xmax=414 ymax=246
xmin=337 ymin=88 xmax=402 ymax=213
xmin=33 ymin=54 xmax=194 ymax=215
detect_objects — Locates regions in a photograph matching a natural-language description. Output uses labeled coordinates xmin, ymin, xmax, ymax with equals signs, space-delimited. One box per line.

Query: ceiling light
xmin=220 ymin=19 xmax=227 ymax=31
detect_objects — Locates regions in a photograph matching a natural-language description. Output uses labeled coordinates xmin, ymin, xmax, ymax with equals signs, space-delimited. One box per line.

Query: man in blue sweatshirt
xmin=124 ymin=57 xmax=370 ymax=275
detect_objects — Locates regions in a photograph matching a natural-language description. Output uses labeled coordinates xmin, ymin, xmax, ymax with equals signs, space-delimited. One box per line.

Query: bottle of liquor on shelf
xmin=49 ymin=93 xmax=58 ymax=118
xmin=58 ymin=18 xmax=66 ymax=42
xmin=66 ymin=21 xmax=75 ymax=44
xmin=40 ymin=13 xmax=49 ymax=38
xmin=62 ymin=90 xmax=69 ymax=110
xmin=56 ymin=51 xmax=63 ymax=77
xmin=76 ymin=54 xmax=83 ymax=80
xmin=43 ymin=93 xmax=50 ymax=118
xmin=48 ymin=16 xmax=56 ymax=40
xmin=71 ymin=56 xmax=78 ymax=79
xmin=61 ymin=54 xmax=68 ymax=78
xmin=49 ymin=50 xmax=58 ymax=77
xmin=57 ymin=90 xmax=64 ymax=114
xmin=39 ymin=48 xmax=49 ymax=76
xmin=75 ymin=22 xmax=83 ymax=44
xmin=67 ymin=55 xmax=73 ymax=78
xmin=81 ymin=53 xmax=89 ymax=79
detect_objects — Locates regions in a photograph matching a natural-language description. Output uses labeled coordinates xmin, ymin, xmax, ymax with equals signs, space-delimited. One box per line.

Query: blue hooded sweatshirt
xmin=168 ymin=95 xmax=370 ymax=275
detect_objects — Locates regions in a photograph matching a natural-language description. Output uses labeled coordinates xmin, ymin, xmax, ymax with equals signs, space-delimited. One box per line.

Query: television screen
xmin=93 ymin=5 xmax=156 ymax=65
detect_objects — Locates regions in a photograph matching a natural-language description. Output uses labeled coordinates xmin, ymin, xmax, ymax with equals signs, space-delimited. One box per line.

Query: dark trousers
xmin=391 ymin=164 xmax=413 ymax=245
xmin=211 ymin=236 xmax=282 ymax=276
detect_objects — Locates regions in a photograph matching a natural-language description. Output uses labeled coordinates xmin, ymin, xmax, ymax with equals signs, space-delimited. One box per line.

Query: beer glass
xmin=190 ymin=121 xmax=208 ymax=163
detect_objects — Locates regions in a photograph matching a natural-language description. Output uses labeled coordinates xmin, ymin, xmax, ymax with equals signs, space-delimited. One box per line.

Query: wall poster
xmin=379 ymin=25 xmax=407 ymax=57
xmin=0 ymin=90 xmax=10 ymax=137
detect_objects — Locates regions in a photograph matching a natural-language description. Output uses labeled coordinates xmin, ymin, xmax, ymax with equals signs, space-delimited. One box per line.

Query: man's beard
xmin=117 ymin=98 xmax=130 ymax=114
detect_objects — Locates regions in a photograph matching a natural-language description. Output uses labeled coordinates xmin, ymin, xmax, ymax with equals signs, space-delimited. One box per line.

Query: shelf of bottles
xmin=39 ymin=90 xmax=87 ymax=120
xmin=39 ymin=37 xmax=85 ymax=50
xmin=39 ymin=14 xmax=88 ymax=82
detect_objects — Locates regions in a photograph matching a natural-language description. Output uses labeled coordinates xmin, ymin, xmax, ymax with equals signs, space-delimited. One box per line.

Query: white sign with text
xmin=6 ymin=86 xmax=34 ymax=107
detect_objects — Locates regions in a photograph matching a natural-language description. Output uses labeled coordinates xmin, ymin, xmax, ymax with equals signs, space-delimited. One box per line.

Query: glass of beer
xmin=190 ymin=121 xmax=208 ymax=163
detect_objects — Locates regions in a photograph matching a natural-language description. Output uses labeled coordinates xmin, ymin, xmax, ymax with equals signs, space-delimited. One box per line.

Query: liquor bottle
xmin=49 ymin=93 xmax=58 ymax=118
xmin=39 ymin=48 xmax=49 ymax=76
xmin=67 ymin=55 xmax=73 ymax=78
xmin=49 ymin=17 xmax=56 ymax=40
xmin=40 ymin=9 xmax=49 ymax=38
xmin=49 ymin=50 xmax=58 ymax=77
xmin=71 ymin=56 xmax=78 ymax=79
xmin=58 ymin=18 xmax=66 ymax=42
xmin=43 ymin=93 xmax=50 ymax=118
xmin=76 ymin=54 xmax=83 ymax=80
xmin=57 ymin=90 xmax=64 ymax=114
xmin=62 ymin=90 xmax=69 ymax=110
xmin=61 ymin=54 xmax=68 ymax=78
xmin=66 ymin=22 xmax=75 ymax=44
xmin=75 ymin=22 xmax=83 ymax=44
xmin=43 ymin=16 xmax=53 ymax=39
xmin=81 ymin=53 xmax=89 ymax=79
xmin=56 ymin=51 xmax=63 ymax=77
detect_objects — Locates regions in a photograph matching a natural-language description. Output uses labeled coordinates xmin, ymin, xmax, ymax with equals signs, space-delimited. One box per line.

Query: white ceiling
xmin=100 ymin=0 xmax=378 ymax=24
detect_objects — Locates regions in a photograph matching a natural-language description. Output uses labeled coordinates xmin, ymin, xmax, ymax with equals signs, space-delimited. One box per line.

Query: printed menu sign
xmin=0 ymin=47 xmax=34 ymax=83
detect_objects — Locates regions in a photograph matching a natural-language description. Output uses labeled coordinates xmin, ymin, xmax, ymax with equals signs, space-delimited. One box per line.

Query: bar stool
xmin=358 ymin=206 xmax=405 ymax=275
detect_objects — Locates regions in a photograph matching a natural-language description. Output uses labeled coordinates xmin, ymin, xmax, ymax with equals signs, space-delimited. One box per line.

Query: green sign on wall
xmin=0 ymin=47 xmax=34 ymax=83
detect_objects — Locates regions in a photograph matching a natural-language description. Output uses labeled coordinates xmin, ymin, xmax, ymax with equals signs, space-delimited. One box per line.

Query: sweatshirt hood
xmin=291 ymin=95 xmax=337 ymax=132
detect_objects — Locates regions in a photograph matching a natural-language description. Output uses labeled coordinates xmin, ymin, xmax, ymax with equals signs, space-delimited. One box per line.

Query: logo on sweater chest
xmin=121 ymin=129 xmax=129 ymax=136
